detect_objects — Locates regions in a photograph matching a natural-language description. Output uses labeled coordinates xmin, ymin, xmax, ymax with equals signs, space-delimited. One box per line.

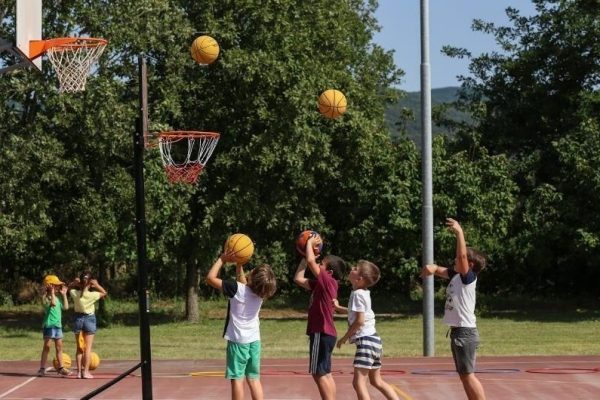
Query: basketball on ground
xmin=296 ymin=230 xmax=323 ymax=256
xmin=53 ymin=353 xmax=72 ymax=370
xmin=224 ymin=234 xmax=255 ymax=265
xmin=89 ymin=352 xmax=100 ymax=370
xmin=190 ymin=35 xmax=220 ymax=64
xmin=318 ymin=89 xmax=347 ymax=119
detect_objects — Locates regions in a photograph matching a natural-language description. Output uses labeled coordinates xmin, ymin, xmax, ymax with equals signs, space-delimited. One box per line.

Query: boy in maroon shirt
xmin=294 ymin=236 xmax=346 ymax=400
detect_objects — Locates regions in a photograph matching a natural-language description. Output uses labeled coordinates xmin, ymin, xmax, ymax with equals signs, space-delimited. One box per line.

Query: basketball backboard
xmin=16 ymin=0 xmax=42 ymax=71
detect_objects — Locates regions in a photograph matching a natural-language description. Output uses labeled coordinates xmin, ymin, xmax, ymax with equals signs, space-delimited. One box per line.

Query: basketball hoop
xmin=158 ymin=131 xmax=220 ymax=184
xmin=43 ymin=37 xmax=107 ymax=92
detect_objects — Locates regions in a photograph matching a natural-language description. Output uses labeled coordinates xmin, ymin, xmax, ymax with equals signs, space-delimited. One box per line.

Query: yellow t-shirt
xmin=70 ymin=288 xmax=101 ymax=314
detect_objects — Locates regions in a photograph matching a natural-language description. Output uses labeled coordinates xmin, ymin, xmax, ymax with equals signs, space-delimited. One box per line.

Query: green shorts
xmin=226 ymin=340 xmax=261 ymax=380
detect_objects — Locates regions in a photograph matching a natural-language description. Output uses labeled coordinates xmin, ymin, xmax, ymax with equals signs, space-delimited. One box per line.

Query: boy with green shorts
xmin=206 ymin=249 xmax=277 ymax=400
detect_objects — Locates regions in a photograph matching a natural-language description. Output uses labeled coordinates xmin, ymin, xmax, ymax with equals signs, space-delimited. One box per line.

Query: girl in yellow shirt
xmin=69 ymin=272 xmax=107 ymax=379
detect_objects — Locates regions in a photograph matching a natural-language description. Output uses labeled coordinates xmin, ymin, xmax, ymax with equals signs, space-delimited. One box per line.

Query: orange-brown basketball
xmin=224 ymin=234 xmax=255 ymax=265
xmin=190 ymin=35 xmax=220 ymax=64
xmin=318 ymin=89 xmax=347 ymax=119
xmin=53 ymin=353 xmax=72 ymax=370
xmin=89 ymin=352 xmax=100 ymax=370
xmin=296 ymin=230 xmax=323 ymax=256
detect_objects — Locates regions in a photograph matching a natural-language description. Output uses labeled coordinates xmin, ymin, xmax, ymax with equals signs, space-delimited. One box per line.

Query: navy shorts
xmin=450 ymin=327 xmax=480 ymax=375
xmin=72 ymin=313 xmax=97 ymax=335
xmin=309 ymin=333 xmax=336 ymax=376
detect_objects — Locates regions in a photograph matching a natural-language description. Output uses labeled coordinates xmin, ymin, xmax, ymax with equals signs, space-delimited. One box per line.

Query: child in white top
xmin=334 ymin=260 xmax=399 ymax=400
xmin=420 ymin=218 xmax=487 ymax=400
xmin=206 ymin=250 xmax=277 ymax=400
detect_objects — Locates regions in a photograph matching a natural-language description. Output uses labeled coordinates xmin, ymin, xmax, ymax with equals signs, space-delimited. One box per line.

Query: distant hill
xmin=384 ymin=86 xmax=471 ymax=145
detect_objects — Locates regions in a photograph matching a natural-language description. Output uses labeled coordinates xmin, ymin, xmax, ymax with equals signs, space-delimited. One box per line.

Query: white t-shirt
xmin=443 ymin=270 xmax=477 ymax=327
xmin=347 ymin=289 xmax=376 ymax=341
xmin=222 ymin=281 xmax=263 ymax=344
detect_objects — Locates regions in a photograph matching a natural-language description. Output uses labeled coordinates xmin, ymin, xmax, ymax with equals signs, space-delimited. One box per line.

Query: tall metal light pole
xmin=420 ymin=0 xmax=435 ymax=356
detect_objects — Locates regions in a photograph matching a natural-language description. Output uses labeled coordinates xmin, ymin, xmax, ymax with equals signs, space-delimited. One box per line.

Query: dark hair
xmin=467 ymin=248 xmax=487 ymax=274
xmin=323 ymin=255 xmax=346 ymax=281
xmin=356 ymin=260 xmax=380 ymax=288
xmin=79 ymin=271 xmax=92 ymax=282
xmin=247 ymin=264 xmax=277 ymax=299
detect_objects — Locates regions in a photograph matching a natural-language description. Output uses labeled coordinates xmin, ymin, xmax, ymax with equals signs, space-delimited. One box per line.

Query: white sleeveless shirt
xmin=443 ymin=270 xmax=477 ymax=327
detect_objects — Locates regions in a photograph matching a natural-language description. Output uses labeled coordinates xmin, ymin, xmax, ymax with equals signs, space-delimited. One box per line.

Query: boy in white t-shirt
xmin=206 ymin=250 xmax=277 ymax=400
xmin=421 ymin=218 xmax=487 ymax=400
xmin=334 ymin=260 xmax=399 ymax=400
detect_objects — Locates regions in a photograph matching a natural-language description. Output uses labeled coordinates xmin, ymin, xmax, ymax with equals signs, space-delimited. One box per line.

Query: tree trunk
xmin=185 ymin=260 xmax=199 ymax=322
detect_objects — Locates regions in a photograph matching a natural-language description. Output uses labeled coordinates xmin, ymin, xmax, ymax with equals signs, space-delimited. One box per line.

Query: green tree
xmin=442 ymin=0 xmax=600 ymax=295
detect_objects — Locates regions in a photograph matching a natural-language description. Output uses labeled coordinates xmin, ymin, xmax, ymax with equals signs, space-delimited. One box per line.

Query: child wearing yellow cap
xmin=38 ymin=274 xmax=71 ymax=377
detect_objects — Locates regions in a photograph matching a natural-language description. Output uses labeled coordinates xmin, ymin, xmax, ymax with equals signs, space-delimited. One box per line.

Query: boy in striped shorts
xmin=334 ymin=260 xmax=399 ymax=400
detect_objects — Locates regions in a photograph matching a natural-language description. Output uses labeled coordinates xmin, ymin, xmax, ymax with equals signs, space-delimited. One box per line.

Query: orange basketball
xmin=224 ymin=233 xmax=255 ymax=265
xmin=190 ymin=35 xmax=220 ymax=64
xmin=89 ymin=352 xmax=100 ymax=370
xmin=318 ymin=89 xmax=347 ymax=119
xmin=296 ymin=230 xmax=323 ymax=256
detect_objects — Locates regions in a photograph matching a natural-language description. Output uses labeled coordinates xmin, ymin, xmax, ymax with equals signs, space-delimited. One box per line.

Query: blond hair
xmin=247 ymin=264 xmax=277 ymax=299
xmin=356 ymin=260 xmax=380 ymax=288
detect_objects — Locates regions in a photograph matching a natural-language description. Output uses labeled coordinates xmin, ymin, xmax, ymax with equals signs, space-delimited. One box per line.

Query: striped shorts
xmin=353 ymin=334 xmax=382 ymax=370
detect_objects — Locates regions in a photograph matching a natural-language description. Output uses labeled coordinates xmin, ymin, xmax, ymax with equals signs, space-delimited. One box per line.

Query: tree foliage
xmin=442 ymin=0 xmax=600 ymax=295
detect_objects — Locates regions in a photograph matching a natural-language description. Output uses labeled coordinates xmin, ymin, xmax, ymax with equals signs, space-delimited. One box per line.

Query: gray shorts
xmin=450 ymin=327 xmax=480 ymax=375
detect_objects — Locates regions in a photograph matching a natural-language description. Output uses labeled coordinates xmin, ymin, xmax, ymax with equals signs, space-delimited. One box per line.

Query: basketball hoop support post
xmin=74 ymin=55 xmax=154 ymax=400
xmin=135 ymin=54 xmax=154 ymax=399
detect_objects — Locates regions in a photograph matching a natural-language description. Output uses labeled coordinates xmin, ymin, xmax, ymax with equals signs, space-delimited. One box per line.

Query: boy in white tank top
xmin=421 ymin=218 xmax=487 ymax=400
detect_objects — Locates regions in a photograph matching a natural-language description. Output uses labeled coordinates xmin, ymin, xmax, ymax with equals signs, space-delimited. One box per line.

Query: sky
xmin=373 ymin=0 xmax=538 ymax=92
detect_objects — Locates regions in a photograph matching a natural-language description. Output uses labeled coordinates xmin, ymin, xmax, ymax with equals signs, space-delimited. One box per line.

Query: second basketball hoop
xmin=158 ymin=131 xmax=220 ymax=184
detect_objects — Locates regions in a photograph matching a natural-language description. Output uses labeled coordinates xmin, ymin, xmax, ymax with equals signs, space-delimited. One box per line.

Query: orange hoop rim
xmin=158 ymin=131 xmax=220 ymax=140
xmin=50 ymin=38 xmax=108 ymax=49
xmin=29 ymin=37 xmax=108 ymax=59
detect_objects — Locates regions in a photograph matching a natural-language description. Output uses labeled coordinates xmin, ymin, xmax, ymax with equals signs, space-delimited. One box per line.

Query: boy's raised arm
xmin=305 ymin=236 xmax=321 ymax=277
xmin=421 ymin=264 xmax=449 ymax=280
xmin=206 ymin=251 xmax=237 ymax=290
xmin=294 ymin=258 xmax=311 ymax=291
xmin=447 ymin=218 xmax=469 ymax=275
xmin=236 ymin=263 xmax=247 ymax=285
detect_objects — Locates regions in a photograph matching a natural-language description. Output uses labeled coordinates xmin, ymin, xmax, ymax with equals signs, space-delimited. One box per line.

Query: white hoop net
xmin=158 ymin=131 xmax=220 ymax=184
xmin=46 ymin=38 xmax=107 ymax=93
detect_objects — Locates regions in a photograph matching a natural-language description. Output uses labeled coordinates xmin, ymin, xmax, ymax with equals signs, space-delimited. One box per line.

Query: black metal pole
xmin=135 ymin=54 xmax=153 ymax=400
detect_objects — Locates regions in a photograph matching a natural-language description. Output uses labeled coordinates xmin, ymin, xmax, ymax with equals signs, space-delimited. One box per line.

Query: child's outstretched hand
xmin=60 ymin=285 xmax=68 ymax=295
xmin=306 ymin=236 xmax=322 ymax=253
xmin=446 ymin=218 xmax=463 ymax=235
xmin=336 ymin=336 xmax=348 ymax=349
xmin=220 ymin=250 xmax=237 ymax=264
xmin=420 ymin=264 xmax=437 ymax=278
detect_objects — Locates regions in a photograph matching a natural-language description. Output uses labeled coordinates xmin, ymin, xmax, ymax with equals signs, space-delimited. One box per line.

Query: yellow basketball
xmin=89 ymin=352 xmax=100 ymax=370
xmin=224 ymin=234 xmax=255 ymax=265
xmin=190 ymin=35 xmax=220 ymax=65
xmin=319 ymin=89 xmax=347 ymax=119
xmin=53 ymin=353 xmax=72 ymax=370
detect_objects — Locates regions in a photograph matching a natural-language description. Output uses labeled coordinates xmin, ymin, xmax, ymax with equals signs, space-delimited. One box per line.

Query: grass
xmin=1 ymin=296 xmax=599 ymax=361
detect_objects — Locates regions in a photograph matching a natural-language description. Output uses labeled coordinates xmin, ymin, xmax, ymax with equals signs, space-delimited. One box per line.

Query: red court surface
xmin=1 ymin=356 xmax=599 ymax=399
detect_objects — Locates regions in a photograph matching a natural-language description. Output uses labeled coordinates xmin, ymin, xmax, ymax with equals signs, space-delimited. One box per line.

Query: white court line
xmin=0 ymin=377 xmax=36 ymax=399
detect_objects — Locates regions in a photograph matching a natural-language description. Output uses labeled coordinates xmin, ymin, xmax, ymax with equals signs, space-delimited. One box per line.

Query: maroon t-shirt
xmin=306 ymin=270 xmax=338 ymax=337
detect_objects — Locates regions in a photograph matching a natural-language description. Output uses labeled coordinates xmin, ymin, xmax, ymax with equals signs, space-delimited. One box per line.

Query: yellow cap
xmin=43 ymin=275 xmax=64 ymax=286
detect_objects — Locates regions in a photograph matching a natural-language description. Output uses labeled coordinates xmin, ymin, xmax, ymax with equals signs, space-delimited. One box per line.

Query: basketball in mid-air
xmin=296 ymin=230 xmax=323 ymax=256
xmin=190 ymin=35 xmax=220 ymax=64
xmin=318 ymin=89 xmax=347 ymax=119
xmin=224 ymin=234 xmax=255 ymax=265
xmin=53 ymin=353 xmax=72 ymax=370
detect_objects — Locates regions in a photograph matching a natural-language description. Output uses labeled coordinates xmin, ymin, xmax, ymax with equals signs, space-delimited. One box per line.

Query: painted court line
xmin=0 ymin=377 xmax=36 ymax=399
xmin=392 ymin=384 xmax=414 ymax=400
